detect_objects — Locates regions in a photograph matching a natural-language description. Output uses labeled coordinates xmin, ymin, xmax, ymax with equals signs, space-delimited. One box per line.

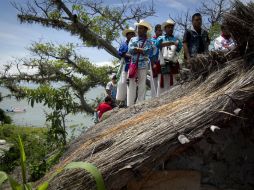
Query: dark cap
xmin=112 ymin=75 xmax=117 ymax=80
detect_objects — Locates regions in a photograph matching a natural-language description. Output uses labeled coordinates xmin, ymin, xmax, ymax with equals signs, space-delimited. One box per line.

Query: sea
xmin=0 ymin=85 xmax=105 ymax=137
xmin=0 ymin=81 xmax=152 ymax=137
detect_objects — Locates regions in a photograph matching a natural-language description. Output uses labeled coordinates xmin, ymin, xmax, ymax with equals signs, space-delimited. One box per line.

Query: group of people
xmin=96 ymin=13 xmax=235 ymax=121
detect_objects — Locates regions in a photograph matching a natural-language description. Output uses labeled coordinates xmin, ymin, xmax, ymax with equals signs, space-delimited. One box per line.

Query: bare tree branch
xmin=13 ymin=0 xmax=155 ymax=58
xmin=197 ymin=0 xmax=232 ymax=26
xmin=170 ymin=10 xmax=191 ymax=33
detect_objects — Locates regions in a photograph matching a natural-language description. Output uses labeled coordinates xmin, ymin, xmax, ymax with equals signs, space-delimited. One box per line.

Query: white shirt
xmin=106 ymin=81 xmax=117 ymax=99
xmin=214 ymin=35 xmax=235 ymax=52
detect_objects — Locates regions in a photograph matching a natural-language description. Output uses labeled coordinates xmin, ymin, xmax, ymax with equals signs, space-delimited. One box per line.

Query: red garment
xmin=152 ymin=35 xmax=158 ymax=39
xmin=160 ymin=62 xmax=180 ymax=88
xmin=151 ymin=60 xmax=161 ymax=78
xmin=97 ymin=102 xmax=112 ymax=119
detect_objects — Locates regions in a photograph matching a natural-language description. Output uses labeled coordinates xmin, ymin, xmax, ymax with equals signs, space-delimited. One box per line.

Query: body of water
xmin=0 ymin=82 xmax=151 ymax=137
xmin=0 ymin=86 xmax=105 ymax=135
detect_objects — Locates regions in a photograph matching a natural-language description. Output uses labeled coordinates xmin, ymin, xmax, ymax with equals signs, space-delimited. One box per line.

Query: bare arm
xmin=134 ymin=47 xmax=145 ymax=54
xmin=123 ymin=53 xmax=132 ymax=58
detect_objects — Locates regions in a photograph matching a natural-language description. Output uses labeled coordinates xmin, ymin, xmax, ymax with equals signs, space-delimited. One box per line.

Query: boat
xmin=6 ymin=108 xmax=26 ymax=113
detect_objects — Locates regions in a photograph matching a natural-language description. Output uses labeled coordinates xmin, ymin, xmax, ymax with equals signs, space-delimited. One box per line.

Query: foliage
xmin=0 ymin=92 xmax=12 ymax=124
xmin=2 ymin=42 xmax=110 ymax=114
xmin=0 ymin=135 xmax=49 ymax=190
xmin=209 ymin=22 xmax=221 ymax=41
xmin=1 ymin=42 xmax=112 ymax=146
xmin=65 ymin=162 xmax=106 ymax=190
xmin=0 ymin=135 xmax=105 ymax=190
xmin=0 ymin=125 xmax=45 ymax=172
xmin=13 ymin=0 xmax=155 ymax=57
xmin=0 ymin=124 xmax=63 ymax=181
xmin=45 ymin=110 xmax=67 ymax=146
xmin=0 ymin=109 xmax=12 ymax=124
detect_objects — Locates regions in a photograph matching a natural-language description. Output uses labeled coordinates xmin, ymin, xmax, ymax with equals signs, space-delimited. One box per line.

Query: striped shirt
xmin=128 ymin=36 xmax=153 ymax=69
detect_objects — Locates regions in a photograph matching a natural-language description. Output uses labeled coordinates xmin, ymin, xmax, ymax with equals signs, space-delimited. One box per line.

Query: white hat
xmin=161 ymin=19 xmax=176 ymax=31
xmin=122 ymin=27 xmax=136 ymax=37
xmin=134 ymin=19 xmax=152 ymax=31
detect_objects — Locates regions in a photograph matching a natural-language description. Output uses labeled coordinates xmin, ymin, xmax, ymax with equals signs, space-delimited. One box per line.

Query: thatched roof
xmin=42 ymin=1 xmax=254 ymax=189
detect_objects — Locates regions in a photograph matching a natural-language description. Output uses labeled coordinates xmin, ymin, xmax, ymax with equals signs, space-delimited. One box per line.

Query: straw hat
xmin=122 ymin=27 xmax=136 ymax=37
xmin=134 ymin=19 xmax=152 ymax=31
xmin=161 ymin=19 xmax=176 ymax=30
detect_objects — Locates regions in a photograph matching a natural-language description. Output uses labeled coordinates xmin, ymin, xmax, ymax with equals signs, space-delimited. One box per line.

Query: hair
xmin=221 ymin=23 xmax=228 ymax=31
xmin=154 ymin=24 xmax=162 ymax=32
xmin=104 ymin=96 xmax=112 ymax=103
xmin=192 ymin=13 xmax=202 ymax=21
xmin=112 ymin=75 xmax=117 ymax=80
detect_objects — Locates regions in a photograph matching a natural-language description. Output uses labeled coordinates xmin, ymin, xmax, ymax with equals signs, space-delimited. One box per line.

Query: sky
xmin=0 ymin=0 xmax=242 ymax=69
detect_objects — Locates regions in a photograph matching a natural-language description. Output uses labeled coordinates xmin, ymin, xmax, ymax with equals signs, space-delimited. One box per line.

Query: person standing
xmin=116 ymin=27 xmax=136 ymax=106
xmin=156 ymin=19 xmax=182 ymax=95
xmin=214 ymin=24 xmax=235 ymax=52
xmin=106 ymin=75 xmax=117 ymax=102
xmin=183 ymin=13 xmax=210 ymax=62
xmin=127 ymin=20 xmax=153 ymax=106
xmin=150 ymin=24 xmax=163 ymax=98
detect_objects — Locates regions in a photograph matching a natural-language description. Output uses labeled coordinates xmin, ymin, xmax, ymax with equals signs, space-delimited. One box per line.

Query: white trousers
xmin=150 ymin=67 xmax=158 ymax=98
xmin=116 ymin=69 xmax=128 ymax=101
xmin=150 ymin=77 xmax=158 ymax=98
xmin=157 ymin=74 xmax=177 ymax=96
xmin=127 ymin=68 xmax=147 ymax=106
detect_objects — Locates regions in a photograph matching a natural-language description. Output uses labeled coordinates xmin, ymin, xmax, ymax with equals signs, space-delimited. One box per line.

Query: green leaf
xmin=18 ymin=135 xmax=27 ymax=184
xmin=36 ymin=182 xmax=49 ymax=190
xmin=0 ymin=171 xmax=8 ymax=187
xmin=24 ymin=183 xmax=33 ymax=190
xmin=65 ymin=162 xmax=106 ymax=190
xmin=8 ymin=175 xmax=22 ymax=190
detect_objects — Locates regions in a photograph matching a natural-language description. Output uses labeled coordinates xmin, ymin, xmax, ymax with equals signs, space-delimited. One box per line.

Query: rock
xmin=0 ymin=142 xmax=13 ymax=158
xmin=0 ymin=139 xmax=6 ymax=145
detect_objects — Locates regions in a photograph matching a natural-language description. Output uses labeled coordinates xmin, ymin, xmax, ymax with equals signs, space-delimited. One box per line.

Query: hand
xmin=125 ymin=53 xmax=132 ymax=58
xmin=224 ymin=44 xmax=229 ymax=49
xmin=174 ymin=40 xmax=179 ymax=46
xmin=134 ymin=47 xmax=144 ymax=54
xmin=152 ymin=63 xmax=157 ymax=70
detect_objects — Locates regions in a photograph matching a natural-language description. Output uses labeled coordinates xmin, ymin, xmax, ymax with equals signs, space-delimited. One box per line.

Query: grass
xmin=0 ymin=124 xmax=63 ymax=181
xmin=0 ymin=124 xmax=46 ymax=141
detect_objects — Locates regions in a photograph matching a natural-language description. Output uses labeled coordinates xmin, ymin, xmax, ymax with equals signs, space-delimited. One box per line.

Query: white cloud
xmin=240 ymin=0 xmax=252 ymax=3
xmin=157 ymin=0 xmax=187 ymax=10
xmin=111 ymin=0 xmax=151 ymax=7
xmin=94 ymin=61 xmax=113 ymax=66
xmin=0 ymin=63 xmax=38 ymax=75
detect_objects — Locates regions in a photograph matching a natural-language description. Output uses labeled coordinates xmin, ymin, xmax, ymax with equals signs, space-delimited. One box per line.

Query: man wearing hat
xmin=156 ymin=19 xmax=182 ymax=96
xmin=127 ymin=20 xmax=154 ymax=106
xmin=116 ymin=27 xmax=136 ymax=106
xmin=150 ymin=24 xmax=163 ymax=98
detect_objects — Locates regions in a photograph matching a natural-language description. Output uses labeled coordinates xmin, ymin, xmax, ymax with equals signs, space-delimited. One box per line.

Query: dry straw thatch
xmin=41 ymin=1 xmax=254 ymax=189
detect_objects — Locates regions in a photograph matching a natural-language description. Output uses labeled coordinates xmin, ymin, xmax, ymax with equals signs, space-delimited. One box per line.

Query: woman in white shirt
xmin=214 ymin=24 xmax=235 ymax=52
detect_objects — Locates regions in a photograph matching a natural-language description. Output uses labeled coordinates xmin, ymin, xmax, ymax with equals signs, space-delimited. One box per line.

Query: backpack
xmin=160 ymin=45 xmax=177 ymax=66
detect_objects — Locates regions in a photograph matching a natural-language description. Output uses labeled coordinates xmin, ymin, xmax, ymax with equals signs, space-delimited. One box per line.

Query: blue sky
xmin=0 ymin=0 xmax=236 ymax=68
